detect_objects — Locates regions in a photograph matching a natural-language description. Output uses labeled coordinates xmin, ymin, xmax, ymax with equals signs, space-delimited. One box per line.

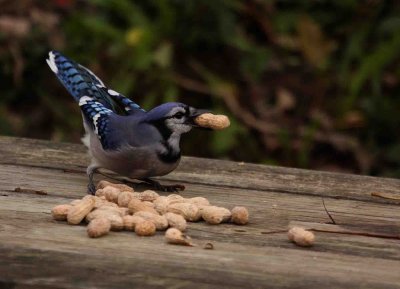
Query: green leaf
xmin=345 ymin=31 xmax=400 ymax=109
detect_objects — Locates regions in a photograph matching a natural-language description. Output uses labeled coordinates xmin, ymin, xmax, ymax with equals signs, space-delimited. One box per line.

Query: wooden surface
xmin=0 ymin=136 xmax=400 ymax=289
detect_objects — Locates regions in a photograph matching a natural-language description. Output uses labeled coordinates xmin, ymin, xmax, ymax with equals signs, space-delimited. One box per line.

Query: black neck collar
xmin=158 ymin=141 xmax=181 ymax=163
xmin=152 ymin=121 xmax=181 ymax=164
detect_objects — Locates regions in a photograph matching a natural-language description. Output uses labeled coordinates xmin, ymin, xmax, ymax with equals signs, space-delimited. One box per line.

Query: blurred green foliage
xmin=0 ymin=0 xmax=400 ymax=177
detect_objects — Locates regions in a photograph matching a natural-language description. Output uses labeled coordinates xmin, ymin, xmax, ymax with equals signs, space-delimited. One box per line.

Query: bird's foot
xmin=87 ymin=165 xmax=99 ymax=195
xmin=140 ymin=178 xmax=185 ymax=193
xmin=87 ymin=182 xmax=96 ymax=195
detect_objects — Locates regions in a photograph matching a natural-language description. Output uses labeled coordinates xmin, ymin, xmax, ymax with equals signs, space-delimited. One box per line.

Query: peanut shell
xmin=231 ymin=206 xmax=249 ymax=225
xmin=288 ymin=227 xmax=315 ymax=247
xmin=164 ymin=212 xmax=187 ymax=231
xmin=87 ymin=218 xmax=111 ymax=238
xmin=187 ymin=197 xmax=210 ymax=207
xmin=67 ymin=196 xmax=95 ymax=225
xmin=154 ymin=196 xmax=169 ymax=214
xmin=194 ymin=113 xmax=230 ymax=130
xmin=201 ymin=206 xmax=231 ymax=225
xmin=138 ymin=190 xmax=160 ymax=202
xmin=123 ymin=215 xmax=145 ymax=231
xmin=117 ymin=191 xmax=134 ymax=207
xmin=97 ymin=180 xmax=134 ymax=192
xmin=167 ymin=202 xmax=202 ymax=222
xmin=135 ymin=220 xmax=156 ymax=236
xmin=165 ymin=228 xmax=193 ymax=246
xmin=51 ymin=204 xmax=72 ymax=221
xmin=134 ymin=211 xmax=168 ymax=230
xmin=128 ymin=199 xmax=159 ymax=215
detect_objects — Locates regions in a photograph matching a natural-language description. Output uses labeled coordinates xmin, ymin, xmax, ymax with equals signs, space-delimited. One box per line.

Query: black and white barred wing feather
xmin=46 ymin=50 xmax=142 ymax=150
xmin=96 ymin=86 xmax=145 ymax=114
xmin=46 ymin=50 xmax=145 ymax=115
xmin=78 ymin=96 xmax=115 ymax=150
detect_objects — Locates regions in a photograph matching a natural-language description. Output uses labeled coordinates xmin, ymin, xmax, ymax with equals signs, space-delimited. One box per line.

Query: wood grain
xmin=1 ymin=136 xmax=400 ymax=203
xmin=0 ymin=136 xmax=400 ymax=288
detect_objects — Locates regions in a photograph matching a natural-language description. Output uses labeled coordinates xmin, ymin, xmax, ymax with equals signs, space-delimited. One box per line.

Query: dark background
xmin=1 ymin=0 xmax=399 ymax=177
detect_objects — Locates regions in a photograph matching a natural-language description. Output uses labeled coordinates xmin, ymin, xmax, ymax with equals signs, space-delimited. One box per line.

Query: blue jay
xmin=47 ymin=51 xmax=207 ymax=194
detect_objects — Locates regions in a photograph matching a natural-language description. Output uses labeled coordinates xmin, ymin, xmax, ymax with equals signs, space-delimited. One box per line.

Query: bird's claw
xmin=140 ymin=178 xmax=185 ymax=193
xmin=158 ymin=184 xmax=185 ymax=193
xmin=87 ymin=174 xmax=185 ymax=194
xmin=87 ymin=182 xmax=96 ymax=195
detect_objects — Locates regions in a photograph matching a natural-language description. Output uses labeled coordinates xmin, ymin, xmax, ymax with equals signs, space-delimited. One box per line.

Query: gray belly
xmin=88 ymin=134 xmax=180 ymax=179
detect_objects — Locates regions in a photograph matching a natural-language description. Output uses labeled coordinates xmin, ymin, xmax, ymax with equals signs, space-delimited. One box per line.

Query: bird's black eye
xmin=174 ymin=112 xmax=184 ymax=119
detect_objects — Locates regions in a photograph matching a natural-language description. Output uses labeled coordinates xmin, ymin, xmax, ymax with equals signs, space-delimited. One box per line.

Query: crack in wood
xmin=14 ymin=187 xmax=48 ymax=195
xmin=322 ymin=198 xmax=336 ymax=225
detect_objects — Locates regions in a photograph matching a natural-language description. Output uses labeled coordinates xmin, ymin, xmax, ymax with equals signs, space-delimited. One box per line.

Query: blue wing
xmin=46 ymin=50 xmax=145 ymax=115
xmin=96 ymin=86 xmax=146 ymax=114
xmin=78 ymin=96 xmax=116 ymax=150
xmin=47 ymin=51 xmax=147 ymax=150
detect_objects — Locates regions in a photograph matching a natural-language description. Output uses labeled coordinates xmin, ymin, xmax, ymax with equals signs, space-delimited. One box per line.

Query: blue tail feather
xmin=47 ymin=50 xmax=145 ymax=115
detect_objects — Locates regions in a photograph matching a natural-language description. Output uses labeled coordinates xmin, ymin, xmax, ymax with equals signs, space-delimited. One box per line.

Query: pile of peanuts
xmin=51 ymin=180 xmax=249 ymax=246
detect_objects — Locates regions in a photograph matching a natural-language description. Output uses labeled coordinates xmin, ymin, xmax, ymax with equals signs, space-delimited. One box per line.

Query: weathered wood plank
xmin=0 ymin=193 xmax=399 ymax=262
xmin=1 ymin=163 xmax=399 ymax=236
xmin=1 ymin=165 xmax=400 ymax=260
xmin=1 ymin=136 xmax=400 ymax=288
xmin=1 ymin=208 xmax=400 ymax=289
xmin=0 ymin=136 xmax=399 ymax=203
xmin=1 ymin=242 xmax=399 ymax=289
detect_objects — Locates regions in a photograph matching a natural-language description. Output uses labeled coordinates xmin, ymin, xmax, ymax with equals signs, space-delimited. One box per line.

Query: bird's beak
xmin=187 ymin=108 xmax=211 ymax=128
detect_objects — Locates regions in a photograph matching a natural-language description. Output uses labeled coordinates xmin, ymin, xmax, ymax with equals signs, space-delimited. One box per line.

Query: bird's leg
xmin=87 ymin=165 xmax=100 ymax=195
xmin=140 ymin=178 xmax=185 ymax=192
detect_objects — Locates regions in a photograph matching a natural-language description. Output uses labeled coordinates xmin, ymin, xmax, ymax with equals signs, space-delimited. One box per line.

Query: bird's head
xmin=144 ymin=102 xmax=207 ymax=137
